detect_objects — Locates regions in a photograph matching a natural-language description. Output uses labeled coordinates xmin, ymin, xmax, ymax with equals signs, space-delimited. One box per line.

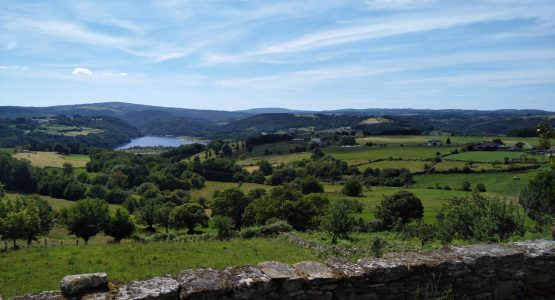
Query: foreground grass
xmin=0 ymin=238 xmax=318 ymax=298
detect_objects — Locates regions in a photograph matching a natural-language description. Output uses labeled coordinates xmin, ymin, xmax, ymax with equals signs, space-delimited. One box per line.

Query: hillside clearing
xmin=13 ymin=152 xmax=90 ymax=168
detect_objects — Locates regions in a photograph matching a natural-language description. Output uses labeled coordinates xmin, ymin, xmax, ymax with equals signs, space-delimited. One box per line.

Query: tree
xmin=311 ymin=146 xmax=324 ymax=159
xmin=258 ymin=160 xmax=273 ymax=176
xmin=154 ymin=202 xmax=176 ymax=233
xmin=475 ymin=183 xmax=486 ymax=192
xmin=211 ymin=188 xmax=251 ymax=229
xmin=136 ymin=198 xmax=158 ymax=231
xmin=461 ymin=180 xmax=471 ymax=191
xmin=537 ymin=122 xmax=554 ymax=149
xmin=108 ymin=170 xmax=128 ymax=189
xmin=446 ymin=137 xmax=451 ymax=145
xmin=62 ymin=162 xmax=74 ymax=177
xmin=321 ymin=198 xmax=356 ymax=243
xmin=60 ymin=199 xmax=109 ymax=244
xmin=210 ymin=215 xmax=234 ymax=239
xmin=375 ymin=190 xmax=424 ymax=229
xmin=222 ymin=144 xmax=233 ymax=156
xmin=300 ymin=176 xmax=324 ymax=194
xmin=342 ymin=177 xmax=362 ymax=197
xmin=519 ymin=169 xmax=555 ymax=219
xmin=63 ymin=181 xmax=86 ymax=200
xmin=170 ymin=203 xmax=208 ymax=234
xmin=104 ymin=208 xmax=135 ymax=243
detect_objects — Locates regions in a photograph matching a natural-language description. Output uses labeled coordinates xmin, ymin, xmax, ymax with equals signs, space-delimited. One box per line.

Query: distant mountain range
xmin=1 ymin=102 xmax=553 ymax=138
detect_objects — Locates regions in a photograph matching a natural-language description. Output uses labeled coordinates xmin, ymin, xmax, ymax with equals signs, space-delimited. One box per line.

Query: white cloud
xmin=6 ymin=41 xmax=17 ymax=49
xmin=119 ymin=72 xmax=128 ymax=76
xmin=72 ymin=67 xmax=93 ymax=76
xmin=0 ymin=65 xmax=28 ymax=71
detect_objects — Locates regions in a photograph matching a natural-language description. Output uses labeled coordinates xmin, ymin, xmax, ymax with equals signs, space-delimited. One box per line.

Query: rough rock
xmin=292 ymin=261 xmax=336 ymax=281
xmin=224 ymin=266 xmax=271 ymax=299
xmin=60 ymin=273 xmax=108 ymax=297
xmin=116 ymin=275 xmax=179 ymax=300
xmin=177 ymin=268 xmax=233 ymax=299
xmin=81 ymin=292 xmax=114 ymax=300
xmin=325 ymin=258 xmax=364 ymax=278
xmin=9 ymin=291 xmax=63 ymax=300
xmin=257 ymin=261 xmax=300 ymax=280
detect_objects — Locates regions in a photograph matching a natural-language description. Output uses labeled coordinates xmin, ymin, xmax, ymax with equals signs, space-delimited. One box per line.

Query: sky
xmin=0 ymin=0 xmax=554 ymax=111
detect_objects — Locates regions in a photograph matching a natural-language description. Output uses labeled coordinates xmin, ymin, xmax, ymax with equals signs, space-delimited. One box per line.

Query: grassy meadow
xmin=12 ymin=152 xmax=90 ymax=168
xmin=0 ymin=238 xmax=318 ymax=298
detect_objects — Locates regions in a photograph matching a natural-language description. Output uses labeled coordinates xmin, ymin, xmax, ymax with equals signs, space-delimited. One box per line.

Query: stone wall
xmin=10 ymin=239 xmax=555 ymax=300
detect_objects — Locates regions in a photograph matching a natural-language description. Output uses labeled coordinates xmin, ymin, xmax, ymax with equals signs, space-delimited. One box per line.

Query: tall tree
xmin=60 ymin=199 xmax=109 ymax=244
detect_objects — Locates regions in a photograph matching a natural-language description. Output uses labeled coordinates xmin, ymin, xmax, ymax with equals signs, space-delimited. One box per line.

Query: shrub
xmin=258 ymin=220 xmax=293 ymax=236
xmin=104 ymin=208 xmax=135 ymax=243
xmin=341 ymin=177 xmax=362 ymax=197
xmin=300 ymin=176 xmax=324 ymax=194
xmin=475 ymin=183 xmax=486 ymax=192
xmin=321 ymin=199 xmax=357 ymax=243
xmin=210 ymin=215 xmax=235 ymax=239
xmin=239 ymin=226 xmax=261 ymax=239
xmin=170 ymin=203 xmax=208 ymax=234
xmin=461 ymin=181 xmax=471 ymax=191
xmin=436 ymin=193 xmax=524 ymax=243
xmin=375 ymin=190 xmax=423 ymax=229
xmin=370 ymin=237 xmax=388 ymax=258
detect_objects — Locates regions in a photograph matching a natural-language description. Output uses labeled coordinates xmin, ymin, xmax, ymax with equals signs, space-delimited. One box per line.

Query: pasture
xmin=357 ymin=160 xmax=428 ymax=173
xmin=412 ymin=171 xmax=539 ymax=194
xmin=355 ymin=135 xmax=546 ymax=147
xmin=324 ymin=145 xmax=460 ymax=162
xmin=444 ymin=151 xmax=544 ymax=163
xmin=12 ymin=152 xmax=90 ymax=168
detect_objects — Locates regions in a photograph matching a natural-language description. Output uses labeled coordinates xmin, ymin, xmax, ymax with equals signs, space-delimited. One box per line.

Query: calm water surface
xmin=116 ymin=136 xmax=199 ymax=149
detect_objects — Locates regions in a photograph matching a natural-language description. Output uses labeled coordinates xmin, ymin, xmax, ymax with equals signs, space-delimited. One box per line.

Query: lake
xmin=116 ymin=136 xmax=201 ymax=150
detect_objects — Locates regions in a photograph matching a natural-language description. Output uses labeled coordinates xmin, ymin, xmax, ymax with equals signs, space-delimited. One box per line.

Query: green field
xmin=413 ymin=171 xmax=539 ymax=194
xmin=358 ymin=160 xmax=428 ymax=173
xmin=13 ymin=152 xmax=90 ymax=168
xmin=324 ymin=145 xmax=460 ymax=163
xmin=0 ymin=238 xmax=318 ymax=298
xmin=355 ymin=135 xmax=548 ymax=147
xmin=191 ymin=181 xmax=269 ymax=200
xmin=444 ymin=151 xmax=543 ymax=163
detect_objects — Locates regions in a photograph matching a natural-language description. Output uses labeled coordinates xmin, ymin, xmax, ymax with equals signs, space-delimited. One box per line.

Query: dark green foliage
xmin=370 ymin=237 xmax=388 ymax=258
xmin=60 ymin=199 xmax=110 ymax=244
xmin=86 ymin=185 xmax=107 ymax=199
xmin=519 ymin=169 xmax=555 ymax=218
xmin=105 ymin=188 xmax=128 ymax=204
xmin=243 ymin=186 xmax=328 ymax=231
xmin=340 ymin=136 xmax=356 ymax=146
xmin=300 ymin=177 xmax=324 ymax=194
xmin=104 ymin=208 xmax=135 ymax=242
xmin=258 ymin=160 xmax=273 ymax=175
xmin=135 ymin=198 xmax=158 ymax=231
xmin=170 ymin=203 xmax=208 ymax=234
xmin=321 ymin=198 xmax=357 ymax=243
xmin=375 ymin=190 xmax=424 ymax=229
xmin=341 ymin=177 xmax=362 ymax=197
xmin=475 ymin=183 xmax=486 ymax=192
xmin=210 ymin=215 xmax=235 ymax=239
xmin=461 ymin=180 xmax=471 ymax=191
xmin=436 ymin=193 xmax=524 ymax=243
xmin=160 ymin=144 xmax=206 ymax=161
xmin=362 ymin=167 xmax=412 ymax=187
xmin=0 ymin=195 xmax=54 ymax=247
xmin=63 ymin=181 xmax=86 ymax=200
xmin=211 ymin=188 xmax=251 ymax=229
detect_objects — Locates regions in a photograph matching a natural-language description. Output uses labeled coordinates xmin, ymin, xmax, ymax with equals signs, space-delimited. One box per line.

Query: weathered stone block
xmin=60 ymin=273 xmax=108 ymax=297
xmin=325 ymin=257 xmax=364 ymax=278
xmin=451 ymin=243 xmax=523 ymax=268
xmin=292 ymin=261 xmax=336 ymax=281
xmin=357 ymin=257 xmax=407 ymax=281
xmin=116 ymin=275 xmax=179 ymax=300
xmin=177 ymin=268 xmax=233 ymax=300
xmin=257 ymin=261 xmax=300 ymax=280
xmin=224 ymin=265 xmax=271 ymax=299
xmin=81 ymin=292 xmax=114 ymax=300
xmin=10 ymin=291 xmax=63 ymax=300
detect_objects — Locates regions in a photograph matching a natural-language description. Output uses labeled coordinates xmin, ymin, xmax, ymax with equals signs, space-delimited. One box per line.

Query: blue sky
xmin=0 ymin=0 xmax=554 ymax=111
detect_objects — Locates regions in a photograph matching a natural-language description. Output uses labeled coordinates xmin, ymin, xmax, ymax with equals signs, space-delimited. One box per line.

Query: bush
xmin=374 ymin=190 xmax=423 ymax=229
xmin=370 ymin=237 xmax=388 ymax=258
xmin=461 ymin=181 xmax=471 ymax=191
xmin=239 ymin=226 xmax=261 ymax=239
xmin=475 ymin=183 xmax=486 ymax=192
xmin=258 ymin=220 xmax=293 ymax=236
xmin=210 ymin=215 xmax=235 ymax=239
xmin=436 ymin=193 xmax=524 ymax=243
xmin=300 ymin=177 xmax=324 ymax=194
xmin=169 ymin=203 xmax=208 ymax=234
xmin=341 ymin=177 xmax=362 ymax=197
xmin=321 ymin=199 xmax=357 ymax=243
xmin=104 ymin=208 xmax=135 ymax=242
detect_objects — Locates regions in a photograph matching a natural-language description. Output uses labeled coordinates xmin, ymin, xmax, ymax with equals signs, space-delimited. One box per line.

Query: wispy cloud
xmin=0 ymin=65 xmax=28 ymax=71
xmin=72 ymin=67 xmax=93 ymax=77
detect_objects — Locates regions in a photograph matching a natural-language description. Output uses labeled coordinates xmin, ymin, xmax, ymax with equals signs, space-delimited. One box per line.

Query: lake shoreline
xmin=116 ymin=135 xmax=208 ymax=150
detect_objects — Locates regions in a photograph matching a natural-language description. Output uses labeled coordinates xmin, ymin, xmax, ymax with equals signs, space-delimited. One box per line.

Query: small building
xmin=427 ymin=140 xmax=442 ymax=147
